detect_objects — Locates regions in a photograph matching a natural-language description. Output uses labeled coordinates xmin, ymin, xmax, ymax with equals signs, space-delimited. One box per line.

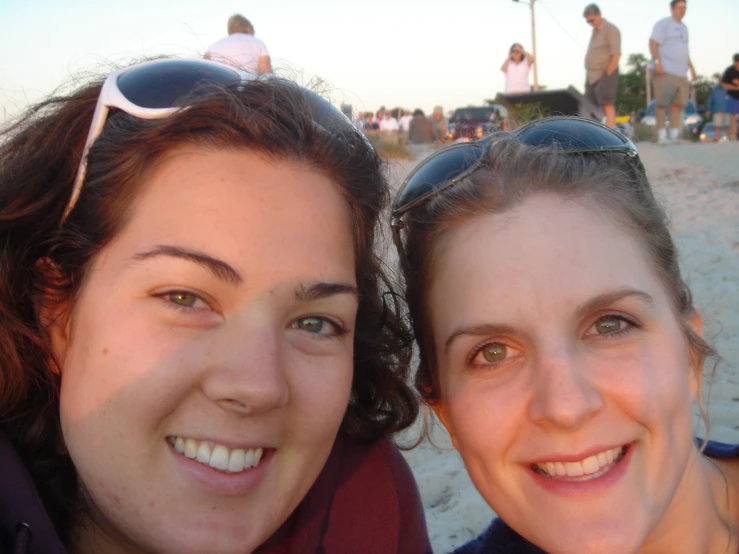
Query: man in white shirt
xmin=398 ymin=109 xmax=413 ymax=133
xmin=205 ymin=15 xmax=272 ymax=75
xmin=379 ymin=112 xmax=400 ymax=132
xmin=649 ymin=0 xmax=696 ymax=142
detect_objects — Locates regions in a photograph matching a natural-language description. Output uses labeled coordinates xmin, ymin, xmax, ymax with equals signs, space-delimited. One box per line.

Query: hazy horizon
xmin=2 ymin=0 xmax=737 ymax=121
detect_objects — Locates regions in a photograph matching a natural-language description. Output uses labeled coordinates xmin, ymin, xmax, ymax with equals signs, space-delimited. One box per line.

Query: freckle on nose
xmin=102 ymin=348 xmax=108 ymax=355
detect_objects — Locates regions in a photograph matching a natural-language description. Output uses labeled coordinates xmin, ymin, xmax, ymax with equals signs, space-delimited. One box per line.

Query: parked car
xmin=699 ymin=122 xmax=729 ymax=142
xmin=614 ymin=115 xmax=634 ymax=138
xmin=640 ymin=99 xmax=702 ymax=137
xmin=447 ymin=105 xmax=507 ymax=141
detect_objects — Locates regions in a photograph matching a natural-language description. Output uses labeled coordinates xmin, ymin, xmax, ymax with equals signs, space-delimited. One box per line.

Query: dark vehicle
xmin=447 ymin=105 xmax=507 ymax=141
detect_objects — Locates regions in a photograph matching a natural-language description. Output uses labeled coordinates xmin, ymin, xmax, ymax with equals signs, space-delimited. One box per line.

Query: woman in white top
xmin=501 ymin=43 xmax=535 ymax=93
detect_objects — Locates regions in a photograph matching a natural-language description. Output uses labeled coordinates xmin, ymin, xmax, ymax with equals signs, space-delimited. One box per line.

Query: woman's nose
xmin=199 ymin=315 xmax=289 ymax=416
xmin=528 ymin=346 xmax=604 ymax=430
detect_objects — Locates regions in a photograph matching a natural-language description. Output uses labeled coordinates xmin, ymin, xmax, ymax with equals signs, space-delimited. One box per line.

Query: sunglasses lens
xmin=515 ymin=118 xmax=631 ymax=151
xmin=280 ymin=81 xmax=356 ymax=136
xmin=117 ymin=59 xmax=243 ymax=109
xmin=394 ymin=142 xmax=487 ymax=212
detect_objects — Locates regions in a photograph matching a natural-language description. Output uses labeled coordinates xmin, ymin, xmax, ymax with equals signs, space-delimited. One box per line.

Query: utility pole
xmin=513 ymin=0 xmax=538 ymax=91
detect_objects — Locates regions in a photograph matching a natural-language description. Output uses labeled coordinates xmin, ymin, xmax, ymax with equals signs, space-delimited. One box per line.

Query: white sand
xmin=383 ymin=142 xmax=739 ymax=553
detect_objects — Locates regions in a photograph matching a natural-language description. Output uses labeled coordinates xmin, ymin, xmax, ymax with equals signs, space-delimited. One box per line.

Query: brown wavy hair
xmin=398 ymin=136 xmax=717 ymax=407
xmin=0 ymin=69 xmax=417 ymax=542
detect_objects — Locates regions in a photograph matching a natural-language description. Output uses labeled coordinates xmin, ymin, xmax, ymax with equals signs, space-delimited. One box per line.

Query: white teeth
xmin=184 ymin=439 xmax=198 ymax=459
xmin=209 ymin=445 xmax=229 ymax=471
xmin=169 ymin=436 xmax=265 ymax=473
xmin=535 ymin=446 xmax=624 ymax=479
xmin=228 ymin=449 xmax=246 ymax=473
xmin=244 ymin=448 xmax=255 ymax=469
xmin=582 ymin=455 xmax=600 ymax=474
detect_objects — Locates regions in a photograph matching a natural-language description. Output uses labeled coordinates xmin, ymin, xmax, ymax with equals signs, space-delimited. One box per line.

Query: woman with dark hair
xmin=392 ymin=117 xmax=739 ymax=553
xmin=501 ymin=42 xmax=535 ymax=93
xmin=0 ymin=58 xmax=430 ymax=553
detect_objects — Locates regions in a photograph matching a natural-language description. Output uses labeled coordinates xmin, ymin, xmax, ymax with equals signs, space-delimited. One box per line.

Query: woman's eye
xmin=470 ymin=342 xmax=518 ymax=367
xmin=482 ymin=343 xmax=507 ymax=362
xmin=587 ymin=315 xmax=637 ymax=337
xmin=293 ymin=316 xmax=343 ymax=337
xmin=158 ymin=291 xmax=210 ymax=311
xmin=595 ymin=317 xmax=622 ymax=334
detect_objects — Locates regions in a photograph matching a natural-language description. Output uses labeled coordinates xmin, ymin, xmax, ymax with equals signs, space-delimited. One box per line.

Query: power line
xmin=537 ymin=0 xmax=587 ymax=51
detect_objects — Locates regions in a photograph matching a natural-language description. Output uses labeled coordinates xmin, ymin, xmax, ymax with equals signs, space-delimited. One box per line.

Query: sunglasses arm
xmin=390 ymin=215 xmax=412 ymax=277
xmin=64 ymin=98 xmax=112 ymax=223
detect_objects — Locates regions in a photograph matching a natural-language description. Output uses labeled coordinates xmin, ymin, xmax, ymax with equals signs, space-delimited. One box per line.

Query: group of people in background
xmin=500 ymin=0 xmax=739 ymax=143
xmin=352 ymin=105 xmax=449 ymax=145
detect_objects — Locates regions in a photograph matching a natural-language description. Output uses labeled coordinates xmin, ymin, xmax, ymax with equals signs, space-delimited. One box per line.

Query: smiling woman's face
xmin=49 ymin=148 xmax=357 ymax=553
xmin=427 ymin=194 xmax=701 ymax=553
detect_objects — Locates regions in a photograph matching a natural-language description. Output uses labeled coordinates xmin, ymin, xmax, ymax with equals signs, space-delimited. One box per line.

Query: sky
xmin=1 ymin=0 xmax=737 ymax=122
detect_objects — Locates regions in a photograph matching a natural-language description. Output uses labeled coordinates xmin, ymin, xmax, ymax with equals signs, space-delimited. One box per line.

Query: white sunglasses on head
xmin=65 ymin=58 xmax=253 ymax=222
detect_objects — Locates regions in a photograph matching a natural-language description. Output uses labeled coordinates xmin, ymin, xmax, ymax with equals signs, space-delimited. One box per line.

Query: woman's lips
xmin=527 ymin=443 xmax=634 ymax=497
xmin=532 ymin=445 xmax=627 ymax=480
xmin=167 ymin=435 xmax=265 ymax=473
xmin=167 ymin=436 xmax=274 ymax=497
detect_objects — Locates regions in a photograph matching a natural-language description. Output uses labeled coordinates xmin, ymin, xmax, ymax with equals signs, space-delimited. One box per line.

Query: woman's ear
xmin=431 ymin=401 xmax=460 ymax=451
xmin=687 ymin=310 xmax=703 ymax=337
xmin=33 ymin=258 xmax=71 ymax=373
xmin=685 ymin=310 xmax=704 ymax=401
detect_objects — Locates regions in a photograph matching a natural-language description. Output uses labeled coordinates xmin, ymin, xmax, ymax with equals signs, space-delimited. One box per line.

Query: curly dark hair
xmin=0 ymin=67 xmax=417 ymax=543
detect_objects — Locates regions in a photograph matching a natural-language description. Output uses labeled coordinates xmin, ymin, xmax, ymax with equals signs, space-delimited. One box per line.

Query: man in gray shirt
xmin=583 ymin=4 xmax=621 ymax=128
xmin=649 ymin=0 xmax=697 ymax=142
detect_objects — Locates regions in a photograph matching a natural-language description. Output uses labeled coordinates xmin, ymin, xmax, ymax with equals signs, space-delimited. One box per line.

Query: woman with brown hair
xmin=501 ymin=42 xmax=535 ymax=94
xmin=0 ymin=58 xmax=430 ymax=554
xmin=392 ymin=117 xmax=739 ymax=553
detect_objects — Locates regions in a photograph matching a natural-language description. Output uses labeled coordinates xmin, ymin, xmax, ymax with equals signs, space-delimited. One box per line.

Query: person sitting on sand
xmin=391 ymin=117 xmax=739 ymax=554
xmin=0 ymin=57 xmax=430 ymax=554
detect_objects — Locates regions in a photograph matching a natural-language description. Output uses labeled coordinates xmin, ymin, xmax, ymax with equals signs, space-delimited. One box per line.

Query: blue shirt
xmin=451 ymin=440 xmax=739 ymax=554
xmin=708 ymin=85 xmax=730 ymax=114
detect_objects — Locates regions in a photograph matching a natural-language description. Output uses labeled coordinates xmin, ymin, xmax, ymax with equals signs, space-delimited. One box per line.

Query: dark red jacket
xmin=0 ymin=432 xmax=431 ymax=553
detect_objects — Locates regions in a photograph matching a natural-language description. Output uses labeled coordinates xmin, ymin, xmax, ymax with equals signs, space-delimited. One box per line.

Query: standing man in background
xmin=583 ymin=4 xmax=621 ymax=128
xmin=649 ymin=0 xmax=696 ymax=143
xmin=205 ymin=15 xmax=272 ymax=75
xmin=720 ymin=54 xmax=739 ymax=141
xmin=706 ymin=75 xmax=729 ymax=142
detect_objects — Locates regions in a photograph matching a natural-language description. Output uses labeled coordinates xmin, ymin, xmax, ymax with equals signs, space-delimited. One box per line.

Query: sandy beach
xmin=384 ymin=141 xmax=739 ymax=553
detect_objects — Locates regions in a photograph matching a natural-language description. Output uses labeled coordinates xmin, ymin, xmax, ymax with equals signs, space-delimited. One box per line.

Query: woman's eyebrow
xmin=574 ymin=288 xmax=654 ymax=320
xmin=132 ymin=245 xmax=243 ymax=285
xmin=294 ymin=282 xmax=359 ymax=302
xmin=444 ymin=323 xmax=517 ymax=355
xmin=443 ymin=289 xmax=654 ymax=355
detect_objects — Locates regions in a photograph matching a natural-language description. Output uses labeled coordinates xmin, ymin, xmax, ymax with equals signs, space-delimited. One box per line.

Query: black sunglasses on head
xmin=390 ymin=116 xmax=643 ymax=258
